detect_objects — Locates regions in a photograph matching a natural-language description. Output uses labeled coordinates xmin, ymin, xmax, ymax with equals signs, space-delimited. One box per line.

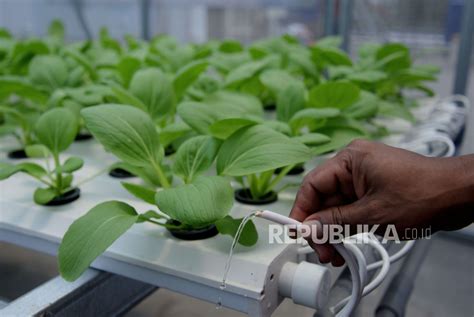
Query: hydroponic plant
xmin=58 ymin=104 xmax=258 ymax=281
xmin=0 ymin=108 xmax=82 ymax=205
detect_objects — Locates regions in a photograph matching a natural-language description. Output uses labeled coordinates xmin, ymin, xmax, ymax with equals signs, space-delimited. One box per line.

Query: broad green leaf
xmin=57 ymin=156 xmax=84 ymax=173
xmin=159 ymin=121 xmax=192 ymax=147
xmin=0 ymin=162 xmax=47 ymax=180
xmin=121 ymin=182 xmax=156 ymax=204
xmin=347 ymin=70 xmax=387 ymax=83
xmin=34 ymin=187 xmax=57 ymax=205
xmin=116 ymin=56 xmax=141 ymax=88
xmin=378 ymin=101 xmax=415 ymax=123
xmin=311 ymin=45 xmax=352 ymax=67
xmin=224 ymin=56 xmax=276 ymax=87
xmin=316 ymin=36 xmax=342 ymax=48
xmin=62 ymin=174 xmax=73 ymax=189
xmin=259 ymin=69 xmax=295 ymax=96
xmin=218 ymin=40 xmax=243 ymax=53
xmin=64 ymin=49 xmax=98 ymax=80
xmin=82 ymin=104 xmax=162 ymax=167
xmin=0 ymin=76 xmax=49 ymax=103
xmin=209 ymin=117 xmax=259 ymax=139
xmin=263 ymin=120 xmax=292 ymax=135
xmin=312 ymin=128 xmax=366 ymax=155
xmin=137 ymin=210 xmax=166 ymax=223
xmin=344 ymin=91 xmax=379 ymax=119
xmin=293 ymin=133 xmax=331 ymax=146
xmin=289 ymin=108 xmax=341 ymax=132
xmin=59 ymin=201 xmax=139 ymax=281
xmin=215 ymin=215 xmax=258 ymax=246
xmin=308 ymin=82 xmax=360 ymax=110
xmin=48 ymin=19 xmax=64 ymax=42
xmin=35 ymin=108 xmax=78 ymax=155
xmin=29 ymin=55 xmax=68 ymax=91
xmin=109 ymin=83 xmax=148 ymax=112
xmin=173 ymin=136 xmax=220 ymax=183
xmin=375 ymin=43 xmax=411 ymax=72
xmin=216 ymin=125 xmax=312 ymax=176
xmin=129 ymin=68 xmax=175 ymax=119
xmin=173 ymin=60 xmax=208 ymax=101
xmin=276 ymin=81 xmax=306 ymax=122
xmin=155 ymin=176 xmax=233 ymax=227
xmin=25 ymin=144 xmax=50 ymax=158
xmin=178 ymin=91 xmax=263 ymax=135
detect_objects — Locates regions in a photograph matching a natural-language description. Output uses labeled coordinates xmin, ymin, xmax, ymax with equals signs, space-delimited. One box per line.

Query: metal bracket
xmin=0 ymin=269 xmax=156 ymax=316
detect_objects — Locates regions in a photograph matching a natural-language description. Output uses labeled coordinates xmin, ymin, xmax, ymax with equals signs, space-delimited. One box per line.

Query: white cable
xmin=440 ymin=94 xmax=471 ymax=110
xmin=331 ymin=234 xmax=391 ymax=313
xmin=367 ymin=240 xmax=415 ymax=271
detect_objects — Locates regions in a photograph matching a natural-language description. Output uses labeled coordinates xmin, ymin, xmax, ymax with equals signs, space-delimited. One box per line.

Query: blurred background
xmin=0 ymin=1 xmax=473 ymax=316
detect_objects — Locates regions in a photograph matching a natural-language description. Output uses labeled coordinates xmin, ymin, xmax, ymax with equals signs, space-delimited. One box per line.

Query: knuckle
xmin=347 ymin=139 xmax=372 ymax=151
xmin=330 ymin=206 xmax=346 ymax=225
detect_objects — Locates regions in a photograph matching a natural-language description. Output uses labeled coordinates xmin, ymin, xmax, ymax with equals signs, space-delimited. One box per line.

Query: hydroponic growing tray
xmin=0 ymin=98 xmax=440 ymax=316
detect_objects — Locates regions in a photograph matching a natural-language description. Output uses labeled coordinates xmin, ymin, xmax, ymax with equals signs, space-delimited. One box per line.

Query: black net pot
xmin=166 ymin=219 xmax=218 ymax=240
xmin=264 ymin=104 xmax=276 ymax=111
xmin=234 ymin=188 xmax=278 ymax=205
xmin=7 ymin=149 xmax=28 ymax=159
xmin=45 ymin=188 xmax=81 ymax=206
xmin=109 ymin=168 xmax=135 ymax=178
xmin=75 ymin=132 xmax=93 ymax=141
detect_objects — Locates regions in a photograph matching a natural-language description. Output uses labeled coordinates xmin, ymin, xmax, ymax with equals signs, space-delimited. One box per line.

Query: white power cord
xmin=255 ymin=210 xmax=396 ymax=317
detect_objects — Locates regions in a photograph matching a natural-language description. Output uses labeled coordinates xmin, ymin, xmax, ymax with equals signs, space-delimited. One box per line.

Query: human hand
xmin=290 ymin=140 xmax=474 ymax=266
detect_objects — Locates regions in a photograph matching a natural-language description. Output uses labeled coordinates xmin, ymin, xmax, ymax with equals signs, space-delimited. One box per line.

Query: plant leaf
xmin=59 ymin=201 xmax=139 ymax=281
xmin=215 ymin=215 xmax=258 ymax=246
xmin=155 ymin=176 xmax=233 ymax=227
xmin=159 ymin=121 xmax=192 ymax=148
xmin=173 ymin=60 xmax=208 ymax=101
xmin=29 ymin=55 xmax=68 ymax=91
xmin=276 ymin=81 xmax=306 ymax=122
xmin=173 ymin=135 xmax=220 ymax=183
xmin=312 ymin=128 xmax=366 ymax=155
xmin=33 ymin=187 xmax=57 ymax=205
xmin=289 ymin=108 xmax=341 ymax=132
xmin=35 ymin=108 xmax=78 ymax=155
xmin=121 ymin=182 xmax=156 ymax=204
xmin=0 ymin=76 xmax=49 ymax=103
xmin=311 ymin=45 xmax=352 ymax=67
xmin=116 ymin=56 xmax=141 ymax=88
xmin=293 ymin=133 xmax=331 ymax=146
xmin=259 ymin=69 xmax=295 ymax=97
xmin=216 ymin=125 xmax=312 ymax=176
xmin=209 ymin=117 xmax=259 ymax=139
xmin=109 ymin=83 xmax=148 ymax=112
xmin=308 ymin=82 xmax=360 ymax=109
xmin=344 ymin=91 xmax=379 ymax=119
xmin=378 ymin=101 xmax=415 ymax=123
xmin=81 ymin=104 xmax=162 ymax=167
xmin=0 ymin=162 xmax=47 ymax=180
xmin=57 ymin=156 xmax=84 ymax=173
xmin=25 ymin=144 xmax=50 ymax=158
xmin=137 ymin=210 xmax=166 ymax=223
xmin=129 ymin=68 xmax=176 ymax=120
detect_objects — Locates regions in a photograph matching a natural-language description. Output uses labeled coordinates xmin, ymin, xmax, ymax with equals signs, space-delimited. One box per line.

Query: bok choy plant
xmin=0 ymin=108 xmax=83 ymax=205
xmin=58 ymin=104 xmax=258 ymax=282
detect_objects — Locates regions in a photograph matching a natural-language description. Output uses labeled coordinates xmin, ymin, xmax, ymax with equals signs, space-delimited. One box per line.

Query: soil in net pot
xmin=7 ymin=149 xmax=28 ymax=159
xmin=45 ymin=188 xmax=81 ymax=206
xmin=109 ymin=168 xmax=135 ymax=178
xmin=166 ymin=219 xmax=218 ymax=240
xmin=234 ymin=188 xmax=278 ymax=205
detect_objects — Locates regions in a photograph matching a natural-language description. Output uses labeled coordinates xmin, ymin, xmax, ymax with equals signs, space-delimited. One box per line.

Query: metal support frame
xmin=339 ymin=0 xmax=354 ymax=52
xmin=453 ymin=0 xmax=474 ymax=95
xmin=140 ymin=0 xmax=151 ymax=40
xmin=323 ymin=0 xmax=335 ymax=36
xmin=0 ymin=268 xmax=156 ymax=316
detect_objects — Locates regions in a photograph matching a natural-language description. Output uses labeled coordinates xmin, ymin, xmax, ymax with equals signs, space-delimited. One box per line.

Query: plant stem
xmin=74 ymin=166 xmax=109 ymax=187
xmin=266 ymin=164 xmax=294 ymax=193
xmin=151 ymin=161 xmax=171 ymax=188
xmin=145 ymin=218 xmax=183 ymax=229
xmin=52 ymin=153 xmax=63 ymax=194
